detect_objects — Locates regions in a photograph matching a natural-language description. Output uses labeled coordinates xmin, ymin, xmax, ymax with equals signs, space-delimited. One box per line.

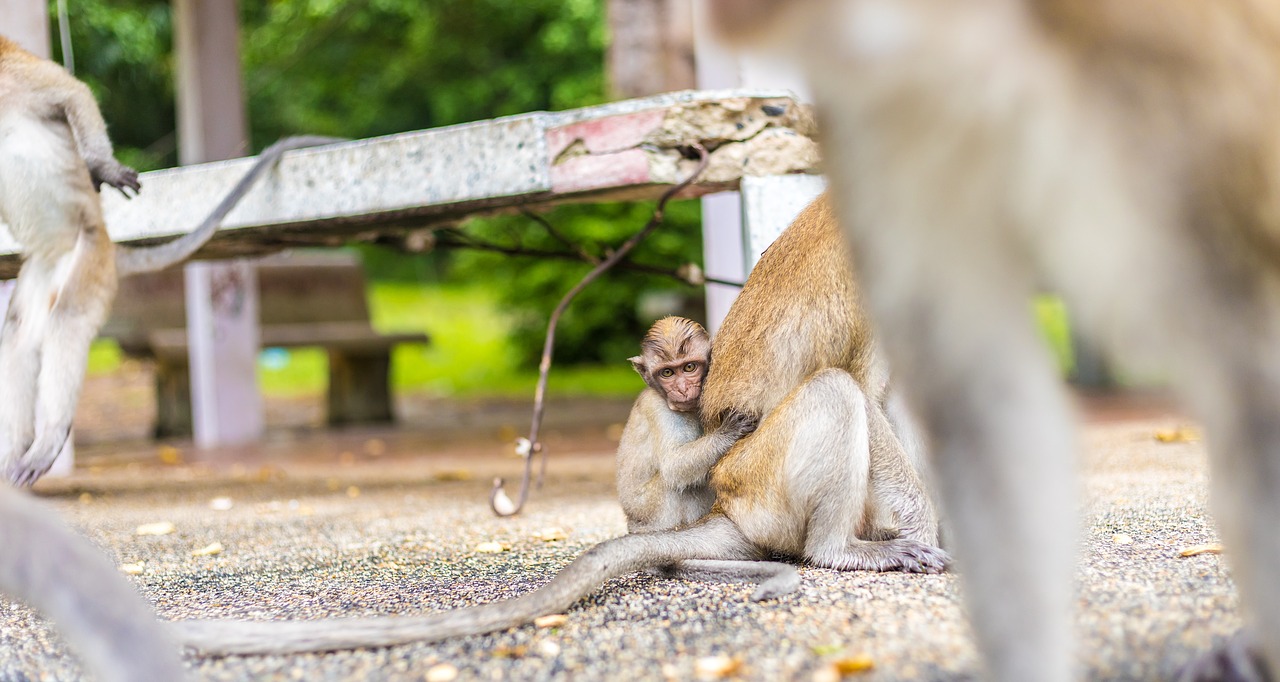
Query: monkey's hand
xmin=91 ymin=160 xmax=141 ymax=198
xmin=720 ymin=410 xmax=760 ymax=439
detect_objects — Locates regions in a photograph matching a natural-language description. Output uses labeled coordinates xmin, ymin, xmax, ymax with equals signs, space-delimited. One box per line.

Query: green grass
xmin=89 ymin=283 xmax=642 ymax=398
xmin=87 ymin=285 xmax=1077 ymax=397
xmin=1034 ymin=295 xmax=1075 ymax=376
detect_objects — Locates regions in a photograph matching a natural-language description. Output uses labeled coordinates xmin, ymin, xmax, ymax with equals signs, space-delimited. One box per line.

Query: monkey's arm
xmin=113 ymin=135 xmax=343 ymax=276
xmin=659 ymin=410 xmax=757 ymax=490
xmin=175 ymin=515 xmax=753 ymax=656
xmin=50 ymin=72 xmax=139 ymax=196
xmin=0 ymin=486 xmax=185 ymax=681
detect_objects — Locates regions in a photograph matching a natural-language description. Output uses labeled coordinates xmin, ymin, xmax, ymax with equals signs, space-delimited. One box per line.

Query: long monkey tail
xmin=174 ymin=514 xmax=753 ymax=656
xmin=113 ymin=135 xmax=344 ymax=277
xmin=0 ymin=486 xmax=186 ymax=682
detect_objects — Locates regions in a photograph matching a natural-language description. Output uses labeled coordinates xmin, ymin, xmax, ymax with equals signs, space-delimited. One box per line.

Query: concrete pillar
xmin=692 ymin=0 xmax=818 ymax=334
xmin=173 ymin=0 xmax=264 ymax=448
xmin=0 ymin=0 xmax=49 ymax=58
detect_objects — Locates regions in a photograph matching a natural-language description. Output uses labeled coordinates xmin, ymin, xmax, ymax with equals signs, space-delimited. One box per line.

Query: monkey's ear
xmin=628 ymin=356 xmax=646 ymax=376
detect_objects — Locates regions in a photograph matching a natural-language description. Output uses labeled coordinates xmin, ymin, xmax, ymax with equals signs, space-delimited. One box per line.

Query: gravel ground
xmin=0 ymin=391 xmax=1242 ymax=681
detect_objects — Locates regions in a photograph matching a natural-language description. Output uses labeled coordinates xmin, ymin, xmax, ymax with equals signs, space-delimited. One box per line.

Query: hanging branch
xmin=489 ymin=143 xmax=711 ymax=517
xmin=520 ymin=208 xmax=600 ymax=264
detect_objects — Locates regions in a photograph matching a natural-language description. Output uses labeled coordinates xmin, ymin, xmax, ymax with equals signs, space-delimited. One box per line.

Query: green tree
xmin=55 ymin=0 xmax=707 ymax=367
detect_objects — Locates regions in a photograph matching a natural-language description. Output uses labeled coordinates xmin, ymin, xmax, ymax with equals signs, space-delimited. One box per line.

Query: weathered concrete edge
xmin=0 ymin=89 xmax=817 ymax=273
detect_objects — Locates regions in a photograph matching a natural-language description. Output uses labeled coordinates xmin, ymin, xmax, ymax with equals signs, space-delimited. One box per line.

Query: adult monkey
xmin=707 ymin=0 xmax=1280 ymax=680
xmin=174 ymin=195 xmax=947 ymax=657
xmin=0 ymin=34 xmax=340 ymax=485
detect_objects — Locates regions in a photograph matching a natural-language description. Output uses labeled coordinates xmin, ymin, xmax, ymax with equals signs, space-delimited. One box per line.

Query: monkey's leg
xmin=9 ymin=231 xmax=116 ymax=487
xmin=0 ymin=260 xmax=55 ymax=478
xmin=0 ymin=485 xmax=186 ymax=681
xmin=1141 ymin=263 xmax=1280 ymax=680
xmin=718 ymin=368 xmax=948 ymax=573
xmin=654 ymin=559 xmax=800 ymax=601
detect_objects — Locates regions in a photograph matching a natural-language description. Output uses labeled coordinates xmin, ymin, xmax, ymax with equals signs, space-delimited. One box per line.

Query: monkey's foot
xmin=5 ymin=428 xmax=70 ymax=487
xmin=812 ymin=539 xmax=951 ymax=574
xmin=1177 ymin=631 xmax=1273 ymax=682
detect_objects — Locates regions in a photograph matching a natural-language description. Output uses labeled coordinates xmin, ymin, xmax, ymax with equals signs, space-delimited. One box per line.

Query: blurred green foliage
xmin=60 ymin=0 xmax=704 ymax=371
xmin=409 ymin=200 xmax=705 ymax=366
xmin=61 ymin=0 xmax=607 ymax=168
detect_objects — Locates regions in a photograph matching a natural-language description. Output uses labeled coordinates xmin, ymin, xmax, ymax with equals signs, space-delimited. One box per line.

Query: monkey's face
xmin=656 ymin=359 xmax=706 ymax=413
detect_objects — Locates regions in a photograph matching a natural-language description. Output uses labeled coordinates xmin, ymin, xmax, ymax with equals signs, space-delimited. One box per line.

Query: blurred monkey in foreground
xmin=0 ymin=484 xmax=185 ymax=681
xmin=708 ymin=0 xmax=1280 ymax=679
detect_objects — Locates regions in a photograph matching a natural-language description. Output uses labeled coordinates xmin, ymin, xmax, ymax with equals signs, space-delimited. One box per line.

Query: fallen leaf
xmin=811 ymin=644 xmax=843 ymax=656
xmin=252 ymin=466 xmax=284 ymax=483
xmin=433 ymin=469 xmax=473 ymax=482
xmin=78 ymin=492 xmax=93 ymax=505
xmin=157 ymin=445 xmax=184 ymax=465
xmin=326 ymin=478 xmax=341 ymax=491
xmin=191 ymin=542 xmax=224 ymax=557
xmin=533 ymin=527 xmax=568 ymax=542
xmin=119 ymin=562 xmax=145 ymax=575
xmin=425 ymin=663 xmax=458 ymax=682
xmin=1112 ymin=533 xmax=1134 ymax=545
xmin=1155 ymin=427 xmax=1200 ymax=443
xmin=534 ymin=614 xmax=569 ymax=628
xmin=346 ymin=486 xmax=361 ymax=498
xmin=209 ymin=497 xmax=234 ymax=511
xmin=136 ymin=522 xmax=176 ymax=536
xmin=492 ymin=645 xmax=528 ymax=659
xmin=695 ymin=654 xmax=743 ymax=679
xmin=1180 ymin=544 xmax=1224 ymax=557
xmin=833 ymin=654 xmax=875 ymax=675
xmin=475 ymin=541 xmax=509 ymax=554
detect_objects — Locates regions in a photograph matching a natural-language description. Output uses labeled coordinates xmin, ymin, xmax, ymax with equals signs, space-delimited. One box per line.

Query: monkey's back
xmin=701 ymin=195 xmax=877 ymax=428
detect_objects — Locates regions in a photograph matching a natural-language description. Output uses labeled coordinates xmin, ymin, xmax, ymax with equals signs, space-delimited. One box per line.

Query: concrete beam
xmin=0 ymin=90 xmax=818 ymax=277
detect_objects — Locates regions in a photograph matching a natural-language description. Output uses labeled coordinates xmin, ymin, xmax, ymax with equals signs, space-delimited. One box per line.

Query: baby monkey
xmin=618 ymin=316 xmax=797 ymax=599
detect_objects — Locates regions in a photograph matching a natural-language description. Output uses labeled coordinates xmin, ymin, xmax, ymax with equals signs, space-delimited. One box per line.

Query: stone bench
xmin=100 ymin=252 xmax=429 ymax=437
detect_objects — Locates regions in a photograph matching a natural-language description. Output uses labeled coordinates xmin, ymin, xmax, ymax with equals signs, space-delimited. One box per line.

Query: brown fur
xmin=173 ymin=201 xmax=947 ymax=658
xmin=708 ymin=0 xmax=1280 ymax=679
xmin=700 ymin=196 xmax=878 ymax=430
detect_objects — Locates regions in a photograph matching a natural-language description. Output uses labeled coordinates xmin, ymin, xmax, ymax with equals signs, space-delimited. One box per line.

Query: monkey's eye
xmin=660 ymin=368 xmax=675 ymax=378
xmin=683 ymin=362 xmax=698 ymax=373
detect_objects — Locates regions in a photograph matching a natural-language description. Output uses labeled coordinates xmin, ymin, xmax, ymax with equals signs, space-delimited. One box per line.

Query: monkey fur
xmin=173 ymin=196 xmax=947 ymax=657
xmin=709 ymin=0 xmax=1280 ymax=679
xmin=619 ymin=315 xmax=799 ymax=600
